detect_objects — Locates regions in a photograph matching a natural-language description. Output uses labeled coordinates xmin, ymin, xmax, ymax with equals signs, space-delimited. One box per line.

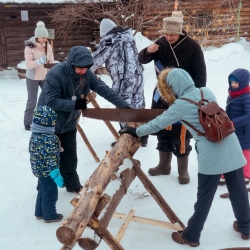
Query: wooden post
xmin=56 ymin=133 xmax=136 ymax=246
xmin=76 ymin=123 xmax=100 ymax=163
xmin=86 ymin=92 xmax=119 ymax=140
xmin=116 ymin=209 xmax=135 ymax=242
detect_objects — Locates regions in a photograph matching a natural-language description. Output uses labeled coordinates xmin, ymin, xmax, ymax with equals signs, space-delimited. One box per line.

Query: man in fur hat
xmin=138 ymin=16 xmax=207 ymax=184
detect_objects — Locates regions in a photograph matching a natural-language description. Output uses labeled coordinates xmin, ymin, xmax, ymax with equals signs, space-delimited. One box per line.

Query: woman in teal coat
xmin=120 ymin=68 xmax=250 ymax=246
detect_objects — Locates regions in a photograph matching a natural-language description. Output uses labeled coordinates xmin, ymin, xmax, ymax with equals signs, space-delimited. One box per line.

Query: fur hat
xmin=159 ymin=16 xmax=184 ymax=35
xmin=32 ymin=106 xmax=56 ymax=127
xmin=35 ymin=21 xmax=49 ymax=38
xmin=100 ymin=18 xmax=116 ymax=38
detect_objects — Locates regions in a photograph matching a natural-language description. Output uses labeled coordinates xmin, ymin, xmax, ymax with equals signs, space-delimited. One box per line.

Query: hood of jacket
xmin=157 ymin=68 xmax=195 ymax=104
xmin=24 ymin=36 xmax=45 ymax=50
xmin=105 ymin=27 xmax=134 ymax=43
xmin=66 ymin=46 xmax=94 ymax=79
xmin=228 ymin=68 xmax=250 ymax=91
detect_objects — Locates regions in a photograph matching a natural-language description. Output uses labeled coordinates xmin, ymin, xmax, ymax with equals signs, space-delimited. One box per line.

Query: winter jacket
xmin=226 ymin=68 xmax=250 ymax=150
xmin=136 ymin=68 xmax=246 ymax=175
xmin=24 ymin=37 xmax=54 ymax=80
xmin=91 ymin=27 xmax=145 ymax=109
xmin=29 ymin=133 xmax=60 ymax=178
xmin=38 ymin=46 xmax=128 ymax=134
xmin=139 ymin=30 xmax=206 ymax=139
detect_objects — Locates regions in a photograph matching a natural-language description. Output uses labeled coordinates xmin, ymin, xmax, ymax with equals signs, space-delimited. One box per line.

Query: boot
xmin=177 ymin=156 xmax=190 ymax=184
xmin=148 ymin=151 xmax=172 ymax=176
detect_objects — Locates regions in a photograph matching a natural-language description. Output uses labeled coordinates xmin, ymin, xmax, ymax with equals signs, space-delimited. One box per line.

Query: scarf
xmin=229 ymin=86 xmax=250 ymax=98
xmin=31 ymin=123 xmax=55 ymax=134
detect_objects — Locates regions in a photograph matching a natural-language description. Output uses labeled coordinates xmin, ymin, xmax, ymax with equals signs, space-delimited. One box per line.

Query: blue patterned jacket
xmin=29 ymin=133 xmax=60 ymax=178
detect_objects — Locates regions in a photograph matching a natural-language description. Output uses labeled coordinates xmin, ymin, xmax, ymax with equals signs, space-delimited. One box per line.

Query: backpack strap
xmin=181 ymin=120 xmax=205 ymax=136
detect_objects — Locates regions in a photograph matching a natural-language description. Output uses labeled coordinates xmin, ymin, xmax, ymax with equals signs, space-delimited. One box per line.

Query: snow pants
xmin=182 ymin=167 xmax=250 ymax=243
xmin=156 ymin=135 xmax=192 ymax=158
xmin=35 ymin=177 xmax=58 ymax=220
xmin=24 ymin=78 xmax=44 ymax=126
xmin=55 ymin=128 xmax=81 ymax=190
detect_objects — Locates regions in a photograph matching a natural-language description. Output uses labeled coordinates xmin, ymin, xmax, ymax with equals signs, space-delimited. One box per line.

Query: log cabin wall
xmin=0 ymin=3 xmax=98 ymax=70
xmin=141 ymin=0 xmax=250 ymax=48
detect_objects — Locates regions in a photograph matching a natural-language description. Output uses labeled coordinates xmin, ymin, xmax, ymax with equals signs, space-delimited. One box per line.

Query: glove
xmin=119 ymin=126 xmax=138 ymax=138
xmin=36 ymin=55 xmax=47 ymax=65
xmin=50 ymin=169 xmax=64 ymax=188
xmin=75 ymin=98 xmax=87 ymax=110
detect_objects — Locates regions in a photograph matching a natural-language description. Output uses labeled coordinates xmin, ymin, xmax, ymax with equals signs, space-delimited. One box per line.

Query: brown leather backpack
xmin=181 ymin=89 xmax=235 ymax=144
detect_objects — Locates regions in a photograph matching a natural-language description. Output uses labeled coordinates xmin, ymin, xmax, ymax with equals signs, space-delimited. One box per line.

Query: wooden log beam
xmin=61 ymin=194 xmax=111 ymax=250
xmin=88 ymin=215 xmax=124 ymax=250
xmin=78 ymin=165 xmax=138 ymax=249
xmin=56 ymin=132 xmax=137 ymax=245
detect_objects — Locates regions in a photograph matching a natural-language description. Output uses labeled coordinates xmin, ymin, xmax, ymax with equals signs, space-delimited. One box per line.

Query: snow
xmin=1 ymin=33 xmax=250 ymax=250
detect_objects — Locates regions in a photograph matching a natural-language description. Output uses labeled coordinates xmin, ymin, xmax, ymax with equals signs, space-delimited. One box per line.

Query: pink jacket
xmin=24 ymin=37 xmax=54 ymax=80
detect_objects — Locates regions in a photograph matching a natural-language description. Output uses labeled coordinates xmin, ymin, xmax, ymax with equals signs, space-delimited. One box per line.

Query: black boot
xmin=148 ymin=151 xmax=172 ymax=176
xmin=177 ymin=156 xmax=190 ymax=184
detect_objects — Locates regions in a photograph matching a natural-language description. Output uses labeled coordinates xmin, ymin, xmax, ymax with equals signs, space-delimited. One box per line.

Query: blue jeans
xmin=35 ymin=177 xmax=59 ymax=220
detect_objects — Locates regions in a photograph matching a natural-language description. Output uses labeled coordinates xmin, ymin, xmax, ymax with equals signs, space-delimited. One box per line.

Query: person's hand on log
xmin=119 ymin=126 xmax=138 ymax=138
xmin=75 ymin=98 xmax=87 ymax=110
xmin=146 ymin=44 xmax=159 ymax=53
xmin=50 ymin=169 xmax=64 ymax=188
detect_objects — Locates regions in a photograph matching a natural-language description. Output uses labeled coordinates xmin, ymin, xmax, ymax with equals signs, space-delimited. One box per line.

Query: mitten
xmin=75 ymin=98 xmax=87 ymax=110
xmin=36 ymin=55 xmax=47 ymax=65
xmin=119 ymin=126 xmax=138 ymax=138
xmin=50 ymin=169 xmax=64 ymax=188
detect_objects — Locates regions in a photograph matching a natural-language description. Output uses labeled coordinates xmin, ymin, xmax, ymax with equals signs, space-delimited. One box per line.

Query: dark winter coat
xmin=139 ymin=31 xmax=206 ymax=139
xmin=226 ymin=68 xmax=250 ymax=150
xmin=29 ymin=133 xmax=60 ymax=178
xmin=38 ymin=46 xmax=128 ymax=134
xmin=138 ymin=30 xmax=207 ymax=88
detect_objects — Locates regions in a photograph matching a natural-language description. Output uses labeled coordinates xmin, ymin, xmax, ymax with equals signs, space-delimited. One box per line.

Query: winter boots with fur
xmin=148 ymin=151 xmax=172 ymax=176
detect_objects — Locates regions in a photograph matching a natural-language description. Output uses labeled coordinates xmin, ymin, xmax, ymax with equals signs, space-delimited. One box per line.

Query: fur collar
xmin=157 ymin=68 xmax=176 ymax=105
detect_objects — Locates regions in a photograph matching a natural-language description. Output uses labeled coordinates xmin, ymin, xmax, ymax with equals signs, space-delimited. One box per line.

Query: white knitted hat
xmin=100 ymin=19 xmax=116 ymax=38
xmin=35 ymin=21 xmax=49 ymax=38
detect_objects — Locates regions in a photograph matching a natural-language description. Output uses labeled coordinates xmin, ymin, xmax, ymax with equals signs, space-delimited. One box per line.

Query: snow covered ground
xmin=0 ymin=34 xmax=250 ymax=250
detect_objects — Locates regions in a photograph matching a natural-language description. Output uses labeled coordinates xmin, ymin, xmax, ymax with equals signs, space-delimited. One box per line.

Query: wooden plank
xmin=113 ymin=212 xmax=183 ymax=231
xmin=115 ymin=209 xmax=135 ymax=243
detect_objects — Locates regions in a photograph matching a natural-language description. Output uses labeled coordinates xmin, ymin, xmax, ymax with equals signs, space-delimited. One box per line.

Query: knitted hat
xmin=229 ymin=76 xmax=238 ymax=82
xmin=33 ymin=106 xmax=56 ymax=127
xmin=35 ymin=21 xmax=49 ymax=38
xmin=159 ymin=16 xmax=184 ymax=35
xmin=100 ymin=18 xmax=116 ymax=38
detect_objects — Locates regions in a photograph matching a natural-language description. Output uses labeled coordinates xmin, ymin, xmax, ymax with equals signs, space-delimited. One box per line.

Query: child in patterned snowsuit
xmin=29 ymin=106 xmax=64 ymax=223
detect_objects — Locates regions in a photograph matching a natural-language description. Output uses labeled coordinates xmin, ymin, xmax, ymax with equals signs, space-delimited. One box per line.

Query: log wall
xmin=141 ymin=0 xmax=250 ymax=48
xmin=0 ymin=3 xmax=98 ymax=70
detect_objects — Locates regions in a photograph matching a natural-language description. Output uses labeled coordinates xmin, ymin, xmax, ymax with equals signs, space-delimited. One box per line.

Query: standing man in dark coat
xmin=38 ymin=46 xmax=129 ymax=193
xmin=138 ymin=16 xmax=206 ymax=184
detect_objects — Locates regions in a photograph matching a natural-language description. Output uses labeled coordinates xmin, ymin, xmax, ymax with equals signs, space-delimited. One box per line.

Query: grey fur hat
xmin=159 ymin=16 xmax=184 ymax=35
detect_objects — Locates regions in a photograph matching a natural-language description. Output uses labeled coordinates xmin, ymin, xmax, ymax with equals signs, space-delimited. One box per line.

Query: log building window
xmin=197 ymin=13 xmax=211 ymax=27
